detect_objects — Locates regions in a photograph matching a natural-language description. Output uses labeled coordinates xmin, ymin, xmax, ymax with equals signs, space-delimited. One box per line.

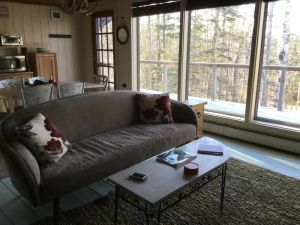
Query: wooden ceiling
xmin=0 ymin=0 xmax=96 ymax=7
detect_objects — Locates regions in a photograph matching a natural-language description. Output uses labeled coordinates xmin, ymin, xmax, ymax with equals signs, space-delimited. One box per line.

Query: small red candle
xmin=184 ymin=162 xmax=199 ymax=175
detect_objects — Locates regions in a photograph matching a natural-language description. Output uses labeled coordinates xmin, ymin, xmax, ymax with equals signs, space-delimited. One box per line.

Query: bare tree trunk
xmin=274 ymin=1 xmax=291 ymax=111
xmin=155 ymin=15 xmax=161 ymax=88
xmin=147 ymin=16 xmax=152 ymax=90
xmin=261 ymin=3 xmax=274 ymax=107
xmin=162 ymin=14 xmax=166 ymax=91
xmin=209 ymin=9 xmax=220 ymax=100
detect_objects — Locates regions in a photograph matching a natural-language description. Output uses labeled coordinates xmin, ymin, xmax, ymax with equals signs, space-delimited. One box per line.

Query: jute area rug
xmin=33 ymin=159 xmax=300 ymax=225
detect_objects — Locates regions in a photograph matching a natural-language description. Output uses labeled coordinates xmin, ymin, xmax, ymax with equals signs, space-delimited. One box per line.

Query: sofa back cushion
xmin=2 ymin=91 xmax=138 ymax=142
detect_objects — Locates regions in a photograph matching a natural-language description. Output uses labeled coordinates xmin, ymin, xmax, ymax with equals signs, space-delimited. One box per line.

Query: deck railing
xmin=139 ymin=60 xmax=300 ymax=111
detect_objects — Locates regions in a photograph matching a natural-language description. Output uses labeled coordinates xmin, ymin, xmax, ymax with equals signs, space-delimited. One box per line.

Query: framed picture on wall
xmin=50 ymin=9 xmax=62 ymax=21
xmin=0 ymin=6 xmax=9 ymax=18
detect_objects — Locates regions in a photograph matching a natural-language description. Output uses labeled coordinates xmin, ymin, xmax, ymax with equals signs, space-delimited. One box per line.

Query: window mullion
xmin=245 ymin=0 xmax=267 ymax=123
xmin=178 ymin=0 xmax=189 ymax=101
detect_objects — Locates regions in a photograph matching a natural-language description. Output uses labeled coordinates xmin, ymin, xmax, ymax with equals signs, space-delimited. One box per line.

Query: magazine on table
xmin=197 ymin=143 xmax=224 ymax=156
xmin=156 ymin=148 xmax=197 ymax=167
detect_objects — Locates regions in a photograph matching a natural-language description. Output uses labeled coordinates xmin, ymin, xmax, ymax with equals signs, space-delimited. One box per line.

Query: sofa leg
xmin=53 ymin=198 xmax=60 ymax=225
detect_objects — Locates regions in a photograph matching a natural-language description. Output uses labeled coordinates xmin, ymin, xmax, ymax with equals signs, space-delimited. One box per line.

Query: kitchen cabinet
xmin=28 ymin=52 xmax=58 ymax=81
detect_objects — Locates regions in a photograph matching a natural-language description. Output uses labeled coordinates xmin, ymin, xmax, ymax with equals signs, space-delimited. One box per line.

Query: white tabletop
xmin=108 ymin=136 xmax=230 ymax=204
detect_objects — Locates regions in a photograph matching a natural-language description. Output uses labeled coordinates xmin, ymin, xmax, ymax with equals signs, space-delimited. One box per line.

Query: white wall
xmin=0 ymin=0 xmax=132 ymax=87
xmin=0 ymin=1 xmax=83 ymax=81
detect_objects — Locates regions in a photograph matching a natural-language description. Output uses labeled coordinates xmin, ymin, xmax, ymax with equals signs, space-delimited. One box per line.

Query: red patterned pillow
xmin=137 ymin=93 xmax=173 ymax=124
xmin=16 ymin=113 xmax=71 ymax=167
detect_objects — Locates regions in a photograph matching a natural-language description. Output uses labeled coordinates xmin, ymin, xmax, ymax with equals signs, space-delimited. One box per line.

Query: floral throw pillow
xmin=137 ymin=93 xmax=173 ymax=124
xmin=16 ymin=113 xmax=71 ymax=167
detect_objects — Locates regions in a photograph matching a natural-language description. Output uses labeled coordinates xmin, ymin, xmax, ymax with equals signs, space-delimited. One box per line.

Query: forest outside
xmin=137 ymin=0 xmax=300 ymax=127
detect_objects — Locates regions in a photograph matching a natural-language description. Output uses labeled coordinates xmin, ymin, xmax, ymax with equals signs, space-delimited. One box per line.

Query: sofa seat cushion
xmin=39 ymin=123 xmax=196 ymax=202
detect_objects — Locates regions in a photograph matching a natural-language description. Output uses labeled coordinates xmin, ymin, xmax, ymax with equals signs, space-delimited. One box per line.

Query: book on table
xmin=156 ymin=148 xmax=197 ymax=167
xmin=197 ymin=143 xmax=224 ymax=156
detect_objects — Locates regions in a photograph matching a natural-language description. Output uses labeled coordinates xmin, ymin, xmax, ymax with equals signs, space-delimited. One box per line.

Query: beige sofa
xmin=0 ymin=91 xmax=197 ymax=224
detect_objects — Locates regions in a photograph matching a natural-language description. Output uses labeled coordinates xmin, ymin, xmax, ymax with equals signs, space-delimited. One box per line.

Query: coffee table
xmin=107 ymin=137 xmax=230 ymax=225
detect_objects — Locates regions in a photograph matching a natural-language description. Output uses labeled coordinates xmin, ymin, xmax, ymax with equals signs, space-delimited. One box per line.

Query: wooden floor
xmin=0 ymin=134 xmax=300 ymax=225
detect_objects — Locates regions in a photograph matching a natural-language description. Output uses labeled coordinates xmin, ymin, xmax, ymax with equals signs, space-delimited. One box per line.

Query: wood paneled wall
xmin=0 ymin=1 xmax=83 ymax=81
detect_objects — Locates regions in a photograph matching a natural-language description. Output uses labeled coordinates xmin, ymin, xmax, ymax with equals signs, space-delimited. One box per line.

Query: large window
xmin=256 ymin=0 xmax=300 ymax=127
xmin=134 ymin=0 xmax=181 ymax=100
xmin=92 ymin=11 xmax=115 ymax=90
xmin=187 ymin=4 xmax=255 ymax=117
xmin=134 ymin=0 xmax=300 ymax=131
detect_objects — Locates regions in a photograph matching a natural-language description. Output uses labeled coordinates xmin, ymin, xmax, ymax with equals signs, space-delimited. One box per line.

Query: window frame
xmin=135 ymin=12 xmax=182 ymax=100
xmin=132 ymin=0 xmax=300 ymax=138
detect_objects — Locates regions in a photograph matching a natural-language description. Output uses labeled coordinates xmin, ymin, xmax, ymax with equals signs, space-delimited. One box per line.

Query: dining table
xmin=0 ymin=81 xmax=103 ymax=113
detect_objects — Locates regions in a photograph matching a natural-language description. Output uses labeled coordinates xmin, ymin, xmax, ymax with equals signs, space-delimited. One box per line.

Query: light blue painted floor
xmin=0 ymin=134 xmax=299 ymax=225
xmin=206 ymin=133 xmax=300 ymax=180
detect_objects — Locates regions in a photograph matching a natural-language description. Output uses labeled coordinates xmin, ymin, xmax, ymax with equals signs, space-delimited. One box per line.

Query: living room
xmin=0 ymin=0 xmax=299 ymax=224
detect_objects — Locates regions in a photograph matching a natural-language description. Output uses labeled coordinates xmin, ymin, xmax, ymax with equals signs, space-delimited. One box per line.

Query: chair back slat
xmin=93 ymin=75 xmax=108 ymax=91
xmin=57 ymin=82 xmax=84 ymax=98
xmin=0 ymin=79 xmax=23 ymax=88
xmin=21 ymin=84 xmax=53 ymax=108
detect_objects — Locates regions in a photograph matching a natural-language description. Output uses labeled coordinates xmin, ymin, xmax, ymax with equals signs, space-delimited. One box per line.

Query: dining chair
xmin=28 ymin=76 xmax=51 ymax=85
xmin=0 ymin=78 xmax=24 ymax=88
xmin=20 ymin=84 xmax=53 ymax=108
xmin=57 ymin=82 xmax=85 ymax=98
xmin=0 ymin=78 xmax=24 ymax=112
xmin=93 ymin=75 xmax=108 ymax=91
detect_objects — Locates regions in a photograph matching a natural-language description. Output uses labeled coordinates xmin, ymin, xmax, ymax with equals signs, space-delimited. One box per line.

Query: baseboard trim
xmin=204 ymin=122 xmax=300 ymax=155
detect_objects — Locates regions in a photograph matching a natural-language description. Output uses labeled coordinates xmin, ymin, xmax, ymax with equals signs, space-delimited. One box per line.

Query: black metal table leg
xmin=145 ymin=204 xmax=150 ymax=225
xmin=53 ymin=198 xmax=60 ymax=225
xmin=220 ymin=163 xmax=227 ymax=210
xmin=157 ymin=204 xmax=162 ymax=225
xmin=114 ymin=186 xmax=119 ymax=225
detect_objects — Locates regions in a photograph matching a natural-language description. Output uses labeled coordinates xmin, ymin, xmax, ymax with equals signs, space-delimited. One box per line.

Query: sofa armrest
xmin=171 ymin=100 xmax=198 ymax=128
xmin=0 ymin=122 xmax=42 ymax=206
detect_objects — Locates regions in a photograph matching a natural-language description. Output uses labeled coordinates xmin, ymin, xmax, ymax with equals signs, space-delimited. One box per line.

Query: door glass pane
xmin=103 ymin=67 xmax=108 ymax=76
xmin=187 ymin=4 xmax=255 ymax=117
xmin=96 ymin=51 xmax=103 ymax=64
xmin=256 ymin=0 xmax=300 ymax=126
xmin=103 ymin=51 xmax=108 ymax=64
xmin=96 ymin=18 xmax=100 ymax=33
xmin=109 ymin=51 xmax=114 ymax=65
xmin=96 ymin=35 xmax=101 ymax=49
xmin=107 ymin=16 xmax=113 ymax=32
xmin=101 ymin=34 xmax=107 ymax=50
xmin=108 ymin=34 xmax=113 ymax=49
xmin=101 ymin=17 xmax=107 ymax=33
xmin=137 ymin=12 xmax=180 ymax=100
xmin=109 ymin=68 xmax=114 ymax=77
xmin=97 ymin=66 xmax=103 ymax=75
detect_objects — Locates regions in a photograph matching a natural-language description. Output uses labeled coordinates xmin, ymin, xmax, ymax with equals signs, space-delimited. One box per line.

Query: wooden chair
xmin=0 ymin=78 xmax=24 ymax=88
xmin=0 ymin=78 xmax=24 ymax=112
xmin=93 ymin=75 xmax=108 ymax=91
xmin=20 ymin=84 xmax=53 ymax=108
xmin=57 ymin=82 xmax=85 ymax=98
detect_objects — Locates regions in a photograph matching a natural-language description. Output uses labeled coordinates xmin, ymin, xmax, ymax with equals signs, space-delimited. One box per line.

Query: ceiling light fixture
xmin=60 ymin=0 xmax=98 ymax=15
